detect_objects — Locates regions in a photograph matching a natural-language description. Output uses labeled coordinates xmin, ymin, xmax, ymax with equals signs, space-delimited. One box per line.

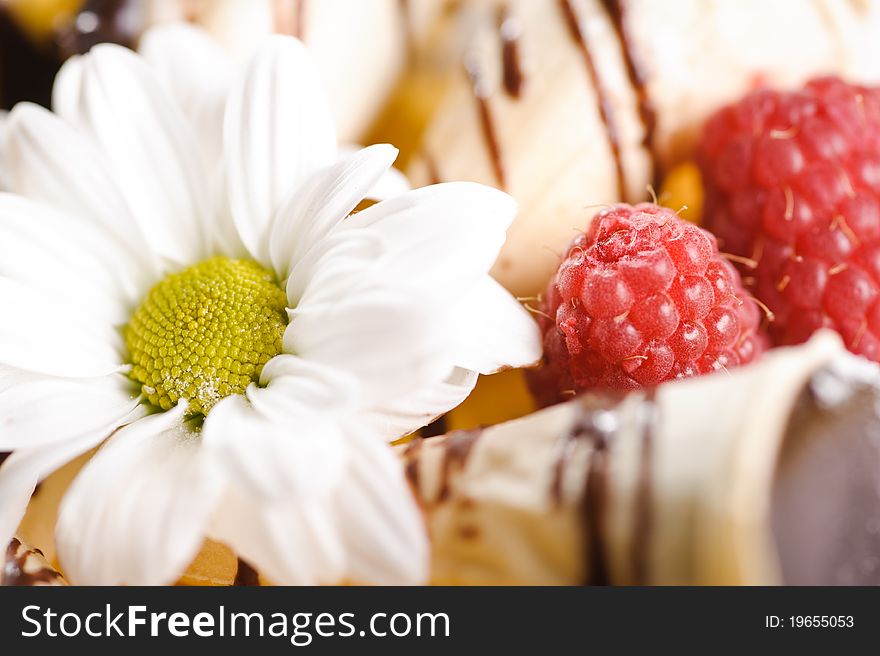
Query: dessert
xmin=408 ymin=0 xmax=880 ymax=298
xmin=700 ymin=77 xmax=880 ymax=359
xmin=528 ymin=203 xmax=764 ymax=404
xmin=404 ymin=332 xmax=880 ymax=585
xmin=4 ymin=1 xmax=880 ymax=590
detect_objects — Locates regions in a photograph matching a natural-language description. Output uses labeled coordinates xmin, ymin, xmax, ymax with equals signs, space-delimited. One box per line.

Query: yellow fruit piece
xmin=446 ymin=368 xmax=537 ymax=432
xmin=17 ymin=449 xmax=93 ymax=569
xmin=176 ymin=540 xmax=240 ymax=586
xmin=364 ymin=69 xmax=452 ymax=170
xmin=7 ymin=0 xmax=82 ymax=41
xmin=658 ymin=161 xmax=704 ymax=224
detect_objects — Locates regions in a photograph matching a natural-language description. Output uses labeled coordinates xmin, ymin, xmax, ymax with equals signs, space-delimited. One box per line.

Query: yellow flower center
xmin=125 ymin=257 xmax=288 ymax=416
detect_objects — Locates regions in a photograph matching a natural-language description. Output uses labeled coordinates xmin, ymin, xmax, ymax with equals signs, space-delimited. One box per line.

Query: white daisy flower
xmin=0 ymin=26 xmax=541 ymax=585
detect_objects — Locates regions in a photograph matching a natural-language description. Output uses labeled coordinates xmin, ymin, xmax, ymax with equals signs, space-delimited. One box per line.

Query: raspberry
xmin=528 ymin=204 xmax=764 ymax=404
xmin=699 ymin=77 xmax=880 ymax=358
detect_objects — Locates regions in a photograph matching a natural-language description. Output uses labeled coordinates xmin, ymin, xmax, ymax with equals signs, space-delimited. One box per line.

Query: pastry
xmin=402 ymin=331 xmax=880 ymax=585
xmin=408 ymin=0 xmax=880 ymax=298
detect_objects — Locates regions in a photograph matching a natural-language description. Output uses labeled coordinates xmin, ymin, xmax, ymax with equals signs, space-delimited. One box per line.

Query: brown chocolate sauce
xmin=403 ymin=437 xmax=424 ymax=491
xmin=583 ymin=436 xmax=610 ymax=585
xmin=771 ymin=366 xmax=880 ymax=585
xmin=549 ymin=436 xmax=577 ymax=506
xmin=600 ymin=0 xmax=659 ymax=184
xmin=458 ymin=524 xmax=480 ymax=540
xmin=2 ymin=538 xmax=63 ymax=586
xmin=419 ymin=415 xmax=448 ymax=438
xmin=497 ymin=5 xmax=524 ymax=99
xmin=0 ymin=452 xmax=9 ymax=468
xmin=438 ymin=429 xmax=481 ymax=501
xmin=558 ymin=0 xmax=626 ymax=200
xmin=464 ymin=55 xmax=507 ymax=188
xmin=233 ymin=557 xmax=260 ymax=586
xmin=549 ymin=393 xmax=625 ymax=585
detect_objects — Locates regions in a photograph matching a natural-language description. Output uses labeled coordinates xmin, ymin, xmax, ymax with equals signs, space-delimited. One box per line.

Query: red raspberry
xmin=699 ymin=77 xmax=880 ymax=359
xmin=528 ymin=204 xmax=765 ymax=405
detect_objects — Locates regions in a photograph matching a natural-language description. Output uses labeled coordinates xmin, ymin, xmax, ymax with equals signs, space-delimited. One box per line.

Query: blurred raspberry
xmin=699 ymin=77 xmax=880 ymax=360
xmin=528 ymin=204 xmax=765 ymax=405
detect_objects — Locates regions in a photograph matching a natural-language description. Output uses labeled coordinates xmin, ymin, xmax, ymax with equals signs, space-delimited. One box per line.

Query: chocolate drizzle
xmin=438 ymin=429 xmax=481 ymax=501
xmin=464 ymin=55 xmax=507 ymax=188
xmin=2 ymin=538 xmax=65 ymax=586
xmin=600 ymin=0 xmax=659 ymax=183
xmin=233 ymin=557 xmax=260 ymax=586
xmin=771 ymin=365 xmax=880 ymax=585
xmin=403 ymin=437 xmax=424 ymax=491
xmin=583 ymin=434 xmax=610 ymax=585
xmin=630 ymin=387 xmax=656 ymax=584
xmin=419 ymin=415 xmax=448 ymax=438
xmin=550 ymin=392 xmax=625 ymax=585
xmin=0 ymin=452 xmax=9 ymax=468
xmin=558 ymin=0 xmax=626 ymax=200
xmin=497 ymin=5 xmax=524 ymax=98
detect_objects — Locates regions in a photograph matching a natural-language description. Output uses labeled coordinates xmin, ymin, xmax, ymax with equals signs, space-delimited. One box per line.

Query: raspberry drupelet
xmin=699 ymin=77 xmax=880 ymax=359
xmin=528 ymin=204 xmax=765 ymax=405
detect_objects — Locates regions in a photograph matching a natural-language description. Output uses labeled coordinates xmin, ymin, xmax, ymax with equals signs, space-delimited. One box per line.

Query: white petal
xmin=224 ymin=35 xmax=336 ymax=262
xmin=0 ymin=277 xmax=124 ymax=378
xmin=0 ymin=477 xmax=33 ymax=559
xmin=0 ymin=192 xmax=151 ymax=320
xmin=139 ymin=25 xmax=243 ymax=259
xmin=269 ymin=144 xmax=397 ymax=280
xmin=208 ymin=486 xmax=346 ymax=586
xmin=0 ymin=365 xmax=40 ymax=393
xmin=366 ymin=161 xmax=411 ymax=201
xmin=335 ymin=182 xmax=517 ymax=304
xmin=332 ymin=427 xmax=429 ymax=585
xmin=336 ymin=143 xmax=411 ymax=201
xmin=201 ymin=392 xmax=345 ymax=502
xmin=286 ymin=224 xmax=384 ymax=305
xmin=72 ymin=44 xmax=208 ymax=266
xmin=0 ymin=374 xmax=140 ymax=450
xmin=0 ymin=428 xmax=120 ymax=555
xmin=52 ymin=54 xmax=84 ymax=125
xmin=139 ymin=24 xmax=231 ymax=166
xmin=3 ymin=103 xmax=159 ymax=285
xmin=364 ymin=367 xmax=478 ymax=440
xmin=453 ymin=276 xmax=542 ymax=374
xmin=285 ymin=285 xmax=451 ymax=404
xmin=257 ymin=354 xmax=361 ymax=414
xmin=57 ymin=404 xmax=224 ymax=585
